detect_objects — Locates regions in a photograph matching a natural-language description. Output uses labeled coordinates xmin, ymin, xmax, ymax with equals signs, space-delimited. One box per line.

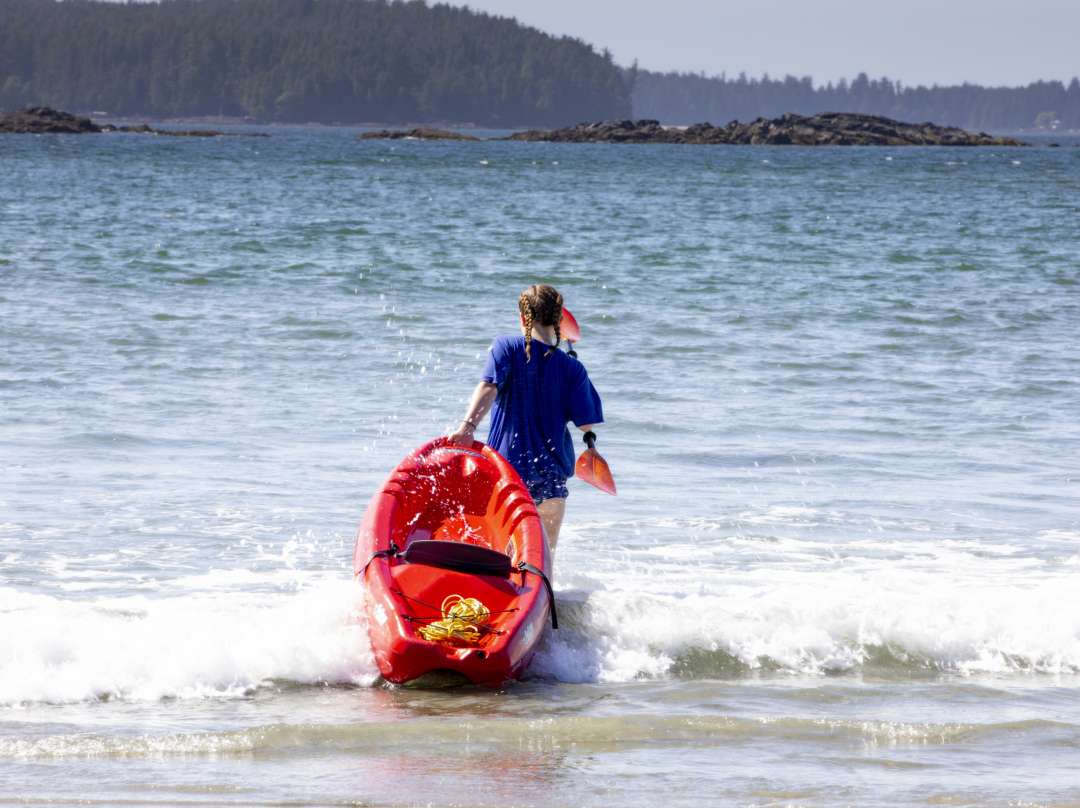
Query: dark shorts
xmin=526 ymin=476 xmax=568 ymax=505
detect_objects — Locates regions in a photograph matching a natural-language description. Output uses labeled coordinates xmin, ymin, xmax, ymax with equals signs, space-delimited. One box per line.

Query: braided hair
xmin=518 ymin=284 xmax=564 ymax=362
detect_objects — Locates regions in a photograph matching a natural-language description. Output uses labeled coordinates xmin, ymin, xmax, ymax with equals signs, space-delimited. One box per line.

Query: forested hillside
xmin=632 ymin=70 xmax=1080 ymax=131
xmin=3 ymin=0 xmax=1076 ymax=130
xmin=0 ymin=0 xmax=631 ymax=125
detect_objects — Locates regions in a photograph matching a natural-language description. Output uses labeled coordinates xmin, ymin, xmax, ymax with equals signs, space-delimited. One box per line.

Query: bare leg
xmin=536 ymin=497 xmax=567 ymax=555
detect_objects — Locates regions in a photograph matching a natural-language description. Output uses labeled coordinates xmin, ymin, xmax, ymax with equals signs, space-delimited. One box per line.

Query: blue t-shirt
xmin=482 ymin=335 xmax=604 ymax=484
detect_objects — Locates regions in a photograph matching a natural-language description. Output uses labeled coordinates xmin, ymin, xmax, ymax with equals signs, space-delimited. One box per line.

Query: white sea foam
xmin=0 ymin=578 xmax=375 ymax=706
xmin=534 ymin=522 xmax=1080 ymax=682
xmin=532 ymin=569 xmax=1080 ymax=682
xmin=3 ymin=523 xmax=1078 ymax=705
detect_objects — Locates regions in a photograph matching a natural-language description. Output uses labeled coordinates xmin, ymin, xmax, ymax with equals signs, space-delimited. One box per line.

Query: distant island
xmin=363 ymin=114 xmax=1028 ymax=146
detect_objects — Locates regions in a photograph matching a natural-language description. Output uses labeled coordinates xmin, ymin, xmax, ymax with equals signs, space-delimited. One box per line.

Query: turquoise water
xmin=2 ymin=128 xmax=1079 ymax=806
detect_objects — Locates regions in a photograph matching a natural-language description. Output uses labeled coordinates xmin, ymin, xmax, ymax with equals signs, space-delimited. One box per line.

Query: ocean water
xmin=2 ymin=127 xmax=1079 ymax=807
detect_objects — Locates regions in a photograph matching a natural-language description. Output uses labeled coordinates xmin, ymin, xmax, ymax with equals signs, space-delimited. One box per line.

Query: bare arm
xmin=447 ymin=382 xmax=498 ymax=446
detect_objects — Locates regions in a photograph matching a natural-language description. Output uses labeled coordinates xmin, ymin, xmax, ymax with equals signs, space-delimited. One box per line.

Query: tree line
xmin=3 ymin=0 xmax=1077 ymax=131
xmin=631 ymin=69 xmax=1080 ymax=132
xmin=0 ymin=0 xmax=631 ymax=125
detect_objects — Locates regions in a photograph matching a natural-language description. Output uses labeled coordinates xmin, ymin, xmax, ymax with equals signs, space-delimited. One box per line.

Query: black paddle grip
xmin=582 ymin=430 xmax=597 ymax=449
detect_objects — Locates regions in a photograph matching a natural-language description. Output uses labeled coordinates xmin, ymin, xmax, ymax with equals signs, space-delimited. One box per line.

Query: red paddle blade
xmin=575 ymin=448 xmax=617 ymax=495
xmin=561 ymin=308 xmax=582 ymax=343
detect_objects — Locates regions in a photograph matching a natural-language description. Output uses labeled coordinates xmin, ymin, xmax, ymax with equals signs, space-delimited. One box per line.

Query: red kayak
xmin=353 ymin=438 xmax=556 ymax=686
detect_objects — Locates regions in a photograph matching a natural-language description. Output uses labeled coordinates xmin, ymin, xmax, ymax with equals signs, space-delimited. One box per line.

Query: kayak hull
xmin=354 ymin=439 xmax=553 ymax=686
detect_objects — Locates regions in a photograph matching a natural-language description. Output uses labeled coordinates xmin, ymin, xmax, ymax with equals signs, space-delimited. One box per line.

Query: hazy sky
xmin=451 ymin=0 xmax=1079 ymax=86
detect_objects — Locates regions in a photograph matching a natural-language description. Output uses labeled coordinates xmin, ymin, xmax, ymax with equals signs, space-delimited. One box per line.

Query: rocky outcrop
xmin=0 ymin=106 xmax=100 ymax=133
xmin=507 ymin=113 xmax=1028 ymax=146
xmin=508 ymin=119 xmax=679 ymax=144
xmin=0 ymin=106 xmax=265 ymax=137
xmin=3 ymin=107 xmax=1026 ymax=146
xmin=359 ymin=127 xmax=480 ymax=141
xmin=100 ymin=123 xmax=267 ymax=137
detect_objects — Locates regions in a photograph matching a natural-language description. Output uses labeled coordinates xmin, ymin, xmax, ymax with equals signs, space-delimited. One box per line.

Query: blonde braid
xmin=519 ymin=290 xmax=534 ymax=362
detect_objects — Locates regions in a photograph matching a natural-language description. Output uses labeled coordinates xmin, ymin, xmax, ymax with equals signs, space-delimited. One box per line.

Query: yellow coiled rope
xmin=417 ymin=594 xmax=491 ymax=644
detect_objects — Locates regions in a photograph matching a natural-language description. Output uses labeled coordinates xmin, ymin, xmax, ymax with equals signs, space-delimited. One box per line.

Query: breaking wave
xmin=3 ymin=527 xmax=1078 ymax=706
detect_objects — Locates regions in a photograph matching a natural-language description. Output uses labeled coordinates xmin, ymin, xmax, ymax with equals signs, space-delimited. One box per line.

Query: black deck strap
xmin=403 ymin=540 xmax=513 ymax=577
xmin=517 ymin=561 xmax=558 ymax=630
xmin=361 ymin=541 xmax=399 ymax=576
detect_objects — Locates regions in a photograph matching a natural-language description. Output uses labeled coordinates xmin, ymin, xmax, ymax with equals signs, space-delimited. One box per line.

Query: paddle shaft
xmin=563 ymin=311 xmax=615 ymax=495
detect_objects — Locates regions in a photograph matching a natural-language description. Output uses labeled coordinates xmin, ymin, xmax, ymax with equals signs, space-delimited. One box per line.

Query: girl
xmin=448 ymin=284 xmax=603 ymax=552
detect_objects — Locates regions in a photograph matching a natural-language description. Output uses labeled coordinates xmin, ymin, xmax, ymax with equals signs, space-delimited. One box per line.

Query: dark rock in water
xmin=508 ymin=118 xmax=681 ymax=144
xmin=0 ymin=106 xmax=101 ymax=134
xmin=506 ymin=113 xmax=1028 ymax=146
xmin=1 ymin=106 xmax=265 ymax=137
xmin=159 ymin=129 xmax=230 ymax=137
xmin=101 ymin=123 xmax=155 ymax=134
xmin=360 ymin=127 xmax=479 ymax=141
xmin=100 ymin=122 xmax=262 ymax=137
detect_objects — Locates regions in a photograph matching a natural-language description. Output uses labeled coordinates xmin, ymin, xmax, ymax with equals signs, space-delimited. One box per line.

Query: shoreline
xmin=384 ymin=114 xmax=1029 ymax=146
xmin=38 ymin=110 xmax=1080 ymax=137
xmin=5 ymin=107 xmax=1073 ymax=144
xmin=4 ymin=105 xmax=1075 ymax=144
